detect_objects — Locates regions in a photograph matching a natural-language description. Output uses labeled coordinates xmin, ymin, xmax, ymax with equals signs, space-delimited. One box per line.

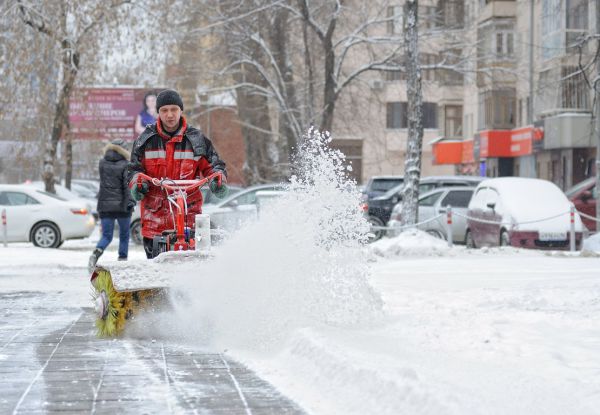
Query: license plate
xmin=539 ymin=232 xmax=567 ymax=241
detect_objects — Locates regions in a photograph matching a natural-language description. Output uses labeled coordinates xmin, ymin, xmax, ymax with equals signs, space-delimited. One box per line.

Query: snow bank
xmin=369 ymin=229 xmax=452 ymax=258
xmin=581 ymin=233 xmax=600 ymax=255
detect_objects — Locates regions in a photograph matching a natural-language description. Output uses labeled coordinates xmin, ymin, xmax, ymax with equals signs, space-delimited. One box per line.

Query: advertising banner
xmin=69 ymin=88 xmax=158 ymax=142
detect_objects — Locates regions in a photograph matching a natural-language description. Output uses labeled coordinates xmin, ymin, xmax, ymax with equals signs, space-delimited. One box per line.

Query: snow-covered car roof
xmin=476 ymin=177 xmax=582 ymax=229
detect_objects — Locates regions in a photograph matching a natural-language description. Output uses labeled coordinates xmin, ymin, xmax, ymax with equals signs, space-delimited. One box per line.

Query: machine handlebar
xmin=136 ymin=171 xmax=223 ymax=194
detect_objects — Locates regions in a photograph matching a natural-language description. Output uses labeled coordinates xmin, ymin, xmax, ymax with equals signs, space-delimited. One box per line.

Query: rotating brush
xmin=91 ymin=268 xmax=160 ymax=337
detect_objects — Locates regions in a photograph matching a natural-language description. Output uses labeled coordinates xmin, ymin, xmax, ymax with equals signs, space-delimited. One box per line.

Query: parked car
xmin=465 ymin=177 xmax=584 ymax=250
xmin=361 ymin=176 xmax=404 ymax=201
xmin=128 ymin=183 xmax=243 ymax=245
xmin=26 ymin=181 xmax=98 ymax=221
xmin=0 ymin=184 xmax=95 ymax=248
xmin=366 ymin=175 xmax=484 ymax=241
xmin=566 ymin=177 xmax=596 ymax=232
xmin=71 ymin=179 xmax=100 ymax=195
xmin=202 ymin=183 xmax=286 ymax=241
xmin=62 ymin=180 xmax=99 ymax=200
xmin=388 ymin=186 xmax=475 ymax=242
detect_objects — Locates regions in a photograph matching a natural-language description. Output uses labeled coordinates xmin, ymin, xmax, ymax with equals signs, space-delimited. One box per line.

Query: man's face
xmin=159 ymin=105 xmax=182 ymax=132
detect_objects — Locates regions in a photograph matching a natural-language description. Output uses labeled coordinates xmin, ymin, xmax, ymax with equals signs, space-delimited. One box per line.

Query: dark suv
xmin=366 ymin=175 xmax=484 ymax=240
xmin=361 ymin=176 xmax=404 ymax=201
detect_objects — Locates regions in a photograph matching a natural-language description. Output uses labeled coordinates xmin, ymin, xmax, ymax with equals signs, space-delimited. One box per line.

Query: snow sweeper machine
xmin=90 ymin=172 xmax=223 ymax=337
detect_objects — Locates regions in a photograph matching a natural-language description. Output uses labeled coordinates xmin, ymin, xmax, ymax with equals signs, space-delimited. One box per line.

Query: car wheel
xmin=130 ymin=219 xmax=143 ymax=245
xmin=500 ymin=229 xmax=510 ymax=247
xmin=31 ymin=222 xmax=61 ymax=249
xmin=367 ymin=216 xmax=385 ymax=243
xmin=465 ymin=230 xmax=476 ymax=249
xmin=426 ymin=229 xmax=444 ymax=240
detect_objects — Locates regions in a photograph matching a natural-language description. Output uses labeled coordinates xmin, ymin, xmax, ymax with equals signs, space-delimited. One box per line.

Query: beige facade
xmin=334 ymin=0 xmax=598 ymax=187
xmin=333 ymin=0 xmax=462 ymax=183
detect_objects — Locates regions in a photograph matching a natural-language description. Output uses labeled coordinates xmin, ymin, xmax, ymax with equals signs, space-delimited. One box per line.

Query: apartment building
xmin=333 ymin=0 xmax=466 ymax=182
xmin=429 ymin=0 xmax=597 ymax=190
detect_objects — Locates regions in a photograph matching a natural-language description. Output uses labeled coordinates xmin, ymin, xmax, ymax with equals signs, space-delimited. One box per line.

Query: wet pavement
xmin=0 ymin=292 xmax=306 ymax=415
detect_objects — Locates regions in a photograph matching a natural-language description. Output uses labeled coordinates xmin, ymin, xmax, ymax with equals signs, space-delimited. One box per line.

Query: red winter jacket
xmin=128 ymin=116 xmax=227 ymax=239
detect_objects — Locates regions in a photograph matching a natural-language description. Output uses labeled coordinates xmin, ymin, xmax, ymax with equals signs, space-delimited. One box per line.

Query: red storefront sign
xmin=432 ymin=140 xmax=463 ymax=164
xmin=69 ymin=88 xmax=157 ymax=141
xmin=509 ymin=127 xmax=535 ymax=156
xmin=461 ymin=139 xmax=474 ymax=164
xmin=432 ymin=126 xmax=544 ymax=165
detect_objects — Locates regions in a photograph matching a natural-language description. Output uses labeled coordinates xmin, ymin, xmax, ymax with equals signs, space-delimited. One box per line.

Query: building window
xmin=421 ymin=53 xmax=438 ymax=81
xmin=387 ymin=6 xmax=403 ymax=35
xmin=478 ymin=89 xmax=516 ymax=130
xmin=566 ymin=0 xmax=588 ymax=47
xmin=423 ymin=103 xmax=438 ymax=129
xmin=478 ymin=19 xmax=515 ymax=64
xmin=495 ymin=30 xmax=514 ymax=58
xmin=387 ymin=102 xmax=406 ymax=129
xmin=541 ymin=0 xmax=587 ymax=59
xmin=560 ymin=66 xmax=589 ymax=109
xmin=437 ymin=0 xmax=464 ymax=29
xmin=444 ymin=105 xmax=463 ymax=138
xmin=420 ymin=6 xmax=438 ymax=30
xmin=566 ymin=0 xmax=588 ymax=30
xmin=438 ymin=49 xmax=464 ymax=85
xmin=386 ymin=102 xmax=438 ymax=129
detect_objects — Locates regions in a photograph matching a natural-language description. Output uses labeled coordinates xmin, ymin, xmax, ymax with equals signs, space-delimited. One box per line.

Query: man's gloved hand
xmin=209 ymin=175 xmax=229 ymax=199
xmin=130 ymin=176 xmax=149 ymax=201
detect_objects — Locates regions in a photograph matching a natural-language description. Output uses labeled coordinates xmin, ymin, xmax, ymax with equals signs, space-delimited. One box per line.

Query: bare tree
xmin=13 ymin=0 xmax=131 ymax=192
xmin=185 ymin=0 xmax=405 ymax=183
xmin=399 ymin=0 xmax=423 ymax=226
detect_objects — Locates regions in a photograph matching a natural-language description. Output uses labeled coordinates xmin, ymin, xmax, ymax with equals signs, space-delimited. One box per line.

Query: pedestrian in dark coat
xmin=88 ymin=139 xmax=135 ymax=272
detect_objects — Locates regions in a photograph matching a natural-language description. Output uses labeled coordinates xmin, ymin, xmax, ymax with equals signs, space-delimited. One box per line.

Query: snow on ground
xmin=0 ymin=228 xmax=146 ymax=307
xmin=226 ymin=240 xmax=600 ymax=415
xmin=1 ymin=234 xmax=599 ymax=414
xmin=369 ymin=228 xmax=453 ymax=258
xmin=1 ymin=134 xmax=599 ymax=414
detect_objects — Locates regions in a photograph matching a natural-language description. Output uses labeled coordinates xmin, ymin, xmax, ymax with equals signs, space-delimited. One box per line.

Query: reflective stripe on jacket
xmin=128 ymin=116 xmax=227 ymax=239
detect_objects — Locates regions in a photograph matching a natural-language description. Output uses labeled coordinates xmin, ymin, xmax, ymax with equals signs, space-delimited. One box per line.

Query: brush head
xmin=91 ymin=267 xmax=165 ymax=337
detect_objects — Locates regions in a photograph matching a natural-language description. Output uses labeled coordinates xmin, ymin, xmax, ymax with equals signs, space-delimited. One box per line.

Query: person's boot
xmin=88 ymin=248 xmax=104 ymax=273
xmin=117 ymin=256 xmax=127 ymax=261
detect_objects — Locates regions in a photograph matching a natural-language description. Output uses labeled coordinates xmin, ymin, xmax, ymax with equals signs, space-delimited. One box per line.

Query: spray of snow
xmin=165 ymin=128 xmax=383 ymax=352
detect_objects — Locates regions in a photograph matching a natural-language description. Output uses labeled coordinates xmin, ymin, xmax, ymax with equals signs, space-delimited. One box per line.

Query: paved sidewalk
xmin=0 ymin=292 xmax=306 ymax=415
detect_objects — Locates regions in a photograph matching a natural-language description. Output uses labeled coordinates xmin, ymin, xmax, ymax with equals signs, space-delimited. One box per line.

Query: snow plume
xmin=168 ymin=128 xmax=383 ymax=352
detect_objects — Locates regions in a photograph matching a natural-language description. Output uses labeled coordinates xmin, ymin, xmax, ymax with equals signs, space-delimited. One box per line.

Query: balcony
xmin=478 ymin=0 xmax=516 ymax=23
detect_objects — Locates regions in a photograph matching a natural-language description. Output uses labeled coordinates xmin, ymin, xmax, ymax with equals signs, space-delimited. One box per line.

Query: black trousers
xmin=143 ymin=237 xmax=155 ymax=259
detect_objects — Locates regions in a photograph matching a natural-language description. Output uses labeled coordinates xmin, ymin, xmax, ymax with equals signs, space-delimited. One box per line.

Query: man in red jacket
xmin=128 ymin=89 xmax=228 ymax=258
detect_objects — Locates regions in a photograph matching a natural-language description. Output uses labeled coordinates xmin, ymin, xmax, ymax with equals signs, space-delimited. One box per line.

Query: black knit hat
xmin=156 ymin=89 xmax=184 ymax=111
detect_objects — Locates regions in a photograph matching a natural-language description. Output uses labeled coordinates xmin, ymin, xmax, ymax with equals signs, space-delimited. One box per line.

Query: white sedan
xmin=202 ymin=184 xmax=286 ymax=241
xmin=0 ymin=184 xmax=96 ymax=248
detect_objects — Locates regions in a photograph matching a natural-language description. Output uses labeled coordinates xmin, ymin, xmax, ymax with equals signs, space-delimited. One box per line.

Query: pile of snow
xmin=582 ymin=233 xmax=600 ymax=255
xmin=369 ymin=229 xmax=452 ymax=258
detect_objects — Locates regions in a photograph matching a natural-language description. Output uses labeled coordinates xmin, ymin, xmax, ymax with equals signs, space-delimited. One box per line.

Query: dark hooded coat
xmin=97 ymin=142 xmax=135 ymax=218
